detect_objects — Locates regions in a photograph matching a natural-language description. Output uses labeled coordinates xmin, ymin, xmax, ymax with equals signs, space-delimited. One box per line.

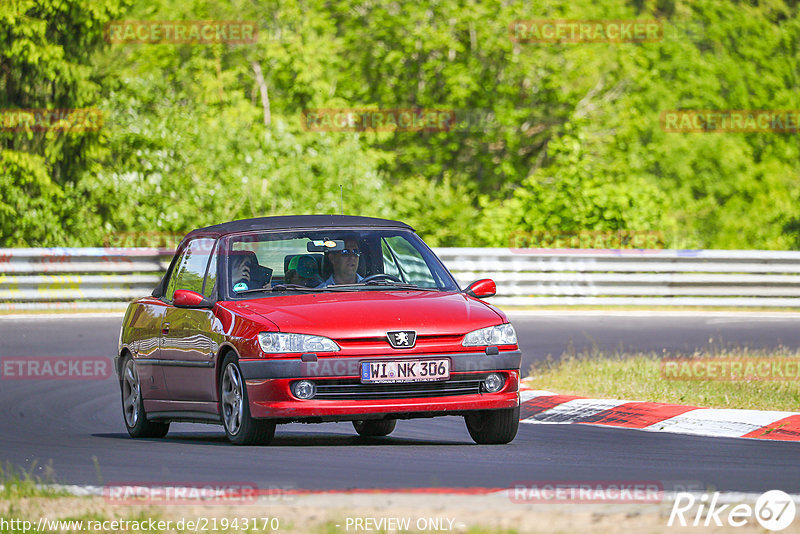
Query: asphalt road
xmin=1 ymin=312 xmax=799 ymax=493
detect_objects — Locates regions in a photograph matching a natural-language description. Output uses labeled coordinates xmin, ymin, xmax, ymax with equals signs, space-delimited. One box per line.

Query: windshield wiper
xmin=235 ymin=284 xmax=322 ymax=294
xmin=236 ymin=282 xmax=440 ymax=294
xmin=332 ymin=281 xmax=438 ymax=291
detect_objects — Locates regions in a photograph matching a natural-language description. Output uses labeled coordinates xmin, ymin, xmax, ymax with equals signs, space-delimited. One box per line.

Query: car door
xmin=127 ymin=302 xmax=169 ymax=400
xmin=160 ymin=238 xmax=218 ymax=402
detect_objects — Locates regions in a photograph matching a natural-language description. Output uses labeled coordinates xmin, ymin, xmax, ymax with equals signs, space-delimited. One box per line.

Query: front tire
xmin=464 ymin=406 xmax=519 ymax=444
xmin=220 ymin=355 xmax=275 ymax=445
xmin=120 ymin=356 xmax=169 ymax=438
xmin=353 ymin=419 xmax=397 ymax=437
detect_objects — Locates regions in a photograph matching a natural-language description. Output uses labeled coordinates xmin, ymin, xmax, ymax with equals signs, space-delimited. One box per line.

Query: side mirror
xmin=173 ymin=289 xmax=214 ymax=309
xmin=464 ymin=279 xmax=496 ymax=299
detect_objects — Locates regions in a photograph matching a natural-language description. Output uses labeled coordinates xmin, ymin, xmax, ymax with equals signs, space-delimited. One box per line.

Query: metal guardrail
xmin=2 ymin=247 xmax=800 ymax=309
xmin=438 ymin=248 xmax=800 ymax=307
xmin=0 ymin=248 xmax=172 ymax=310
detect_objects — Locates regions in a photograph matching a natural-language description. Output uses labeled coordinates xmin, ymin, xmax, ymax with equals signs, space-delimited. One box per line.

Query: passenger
xmin=285 ymin=255 xmax=323 ymax=287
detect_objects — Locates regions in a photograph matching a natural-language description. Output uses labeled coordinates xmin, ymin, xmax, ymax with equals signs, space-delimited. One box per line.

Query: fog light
xmin=482 ymin=373 xmax=505 ymax=393
xmin=292 ymin=380 xmax=316 ymax=399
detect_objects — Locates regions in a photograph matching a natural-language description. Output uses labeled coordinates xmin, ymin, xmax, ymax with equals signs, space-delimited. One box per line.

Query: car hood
xmin=229 ymin=291 xmax=505 ymax=339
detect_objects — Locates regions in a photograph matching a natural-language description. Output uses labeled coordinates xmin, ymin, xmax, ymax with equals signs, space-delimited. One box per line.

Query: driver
xmin=317 ymin=237 xmax=363 ymax=287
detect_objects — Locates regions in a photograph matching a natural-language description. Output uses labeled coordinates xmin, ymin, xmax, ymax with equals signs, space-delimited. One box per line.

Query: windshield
xmin=220 ymin=228 xmax=459 ymax=299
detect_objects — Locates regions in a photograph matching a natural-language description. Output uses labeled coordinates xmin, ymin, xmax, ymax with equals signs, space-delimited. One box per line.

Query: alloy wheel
xmin=122 ymin=359 xmax=140 ymax=428
xmin=222 ymin=363 xmax=244 ymax=435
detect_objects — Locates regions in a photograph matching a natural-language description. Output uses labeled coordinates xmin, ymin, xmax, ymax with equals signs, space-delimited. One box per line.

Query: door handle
xmin=161 ymin=323 xmax=170 ymax=335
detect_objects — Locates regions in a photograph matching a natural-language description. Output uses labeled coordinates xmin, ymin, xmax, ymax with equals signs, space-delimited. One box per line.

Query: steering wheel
xmin=361 ymin=273 xmax=402 ymax=283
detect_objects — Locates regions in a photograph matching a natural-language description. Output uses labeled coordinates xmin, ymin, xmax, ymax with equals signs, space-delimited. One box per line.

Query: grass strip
xmin=526 ymin=347 xmax=800 ymax=411
xmin=0 ymin=463 xmax=68 ymax=499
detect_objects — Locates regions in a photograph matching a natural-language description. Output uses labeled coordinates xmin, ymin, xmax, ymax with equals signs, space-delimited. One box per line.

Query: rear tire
xmin=120 ymin=356 xmax=170 ymax=438
xmin=464 ymin=406 xmax=519 ymax=444
xmin=353 ymin=419 xmax=397 ymax=437
xmin=220 ymin=354 xmax=275 ymax=445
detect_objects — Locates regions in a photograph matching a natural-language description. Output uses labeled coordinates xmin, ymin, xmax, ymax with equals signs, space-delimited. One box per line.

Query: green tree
xmin=0 ymin=0 xmax=128 ymax=245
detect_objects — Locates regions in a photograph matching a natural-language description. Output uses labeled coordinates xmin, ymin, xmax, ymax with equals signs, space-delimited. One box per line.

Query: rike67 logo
xmin=668 ymin=490 xmax=796 ymax=531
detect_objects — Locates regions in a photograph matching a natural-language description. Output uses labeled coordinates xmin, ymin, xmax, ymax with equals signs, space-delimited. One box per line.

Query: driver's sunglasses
xmin=334 ymin=249 xmax=362 ymax=257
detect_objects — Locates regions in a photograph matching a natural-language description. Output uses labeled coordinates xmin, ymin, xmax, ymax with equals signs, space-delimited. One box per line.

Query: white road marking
xmin=641 ymin=408 xmax=796 ymax=438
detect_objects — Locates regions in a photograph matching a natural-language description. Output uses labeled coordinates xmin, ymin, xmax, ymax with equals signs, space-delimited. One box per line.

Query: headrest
xmin=287 ymin=255 xmax=320 ymax=278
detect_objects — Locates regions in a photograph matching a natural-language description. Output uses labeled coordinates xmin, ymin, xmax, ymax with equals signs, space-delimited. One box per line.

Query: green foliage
xmin=2 ymin=0 xmax=800 ymax=249
xmin=0 ymin=150 xmax=64 ymax=246
xmin=0 ymin=0 xmax=128 ymax=245
xmin=386 ymin=175 xmax=480 ymax=246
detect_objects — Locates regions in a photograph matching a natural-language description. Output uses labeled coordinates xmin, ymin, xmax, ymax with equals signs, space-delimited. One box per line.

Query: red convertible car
xmin=116 ymin=215 xmax=521 ymax=445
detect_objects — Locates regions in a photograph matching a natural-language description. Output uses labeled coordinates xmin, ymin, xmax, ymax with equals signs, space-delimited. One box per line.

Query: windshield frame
xmin=218 ymin=226 xmax=461 ymax=301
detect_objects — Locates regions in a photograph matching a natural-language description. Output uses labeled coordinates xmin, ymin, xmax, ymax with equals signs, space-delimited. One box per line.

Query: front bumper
xmin=239 ymin=350 xmax=521 ymax=422
xmin=239 ymin=350 xmax=521 ymax=379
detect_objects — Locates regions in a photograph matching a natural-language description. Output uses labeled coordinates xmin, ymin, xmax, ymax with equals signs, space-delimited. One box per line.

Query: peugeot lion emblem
xmin=387 ymin=330 xmax=416 ymax=349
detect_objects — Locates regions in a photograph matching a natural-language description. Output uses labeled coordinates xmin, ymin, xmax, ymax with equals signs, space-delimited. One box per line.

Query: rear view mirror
xmin=307 ymin=239 xmax=344 ymax=252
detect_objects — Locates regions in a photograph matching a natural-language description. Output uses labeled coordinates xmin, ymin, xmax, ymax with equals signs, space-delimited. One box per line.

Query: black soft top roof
xmin=183 ymin=215 xmax=413 ymax=241
xmin=153 ymin=215 xmax=414 ymax=299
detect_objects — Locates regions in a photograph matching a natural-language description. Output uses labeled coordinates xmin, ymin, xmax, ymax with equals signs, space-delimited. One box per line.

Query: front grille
xmin=312 ymin=374 xmax=489 ymax=400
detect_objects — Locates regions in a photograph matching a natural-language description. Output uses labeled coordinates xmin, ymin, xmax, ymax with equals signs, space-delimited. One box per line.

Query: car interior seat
xmin=283 ymin=254 xmax=323 ymax=286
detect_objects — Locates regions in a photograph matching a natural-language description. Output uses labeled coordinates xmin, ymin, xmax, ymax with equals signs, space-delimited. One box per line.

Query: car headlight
xmin=258 ymin=332 xmax=340 ymax=353
xmin=462 ymin=324 xmax=517 ymax=347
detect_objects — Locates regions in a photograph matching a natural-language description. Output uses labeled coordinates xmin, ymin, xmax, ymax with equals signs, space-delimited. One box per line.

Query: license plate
xmin=360 ymin=359 xmax=450 ymax=384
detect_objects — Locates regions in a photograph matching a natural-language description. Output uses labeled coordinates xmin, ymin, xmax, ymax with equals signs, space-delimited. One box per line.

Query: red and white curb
xmin=519 ymin=388 xmax=800 ymax=441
